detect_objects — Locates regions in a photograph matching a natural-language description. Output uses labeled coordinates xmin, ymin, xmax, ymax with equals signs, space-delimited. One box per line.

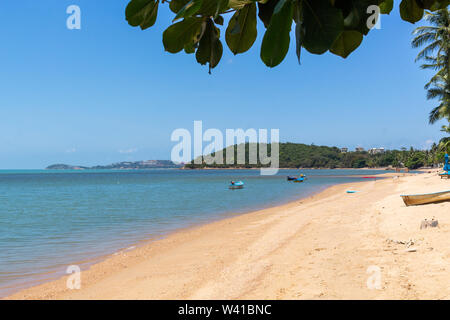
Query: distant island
xmin=46 ymin=160 xmax=182 ymax=170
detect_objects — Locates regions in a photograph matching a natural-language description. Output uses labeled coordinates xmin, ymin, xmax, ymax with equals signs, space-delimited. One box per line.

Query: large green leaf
xmin=196 ymin=19 xmax=223 ymax=73
xmin=126 ymin=0 xmax=159 ymax=30
xmin=126 ymin=0 xmax=450 ymax=70
xmin=330 ymin=30 xmax=363 ymax=58
xmin=260 ymin=0 xmax=293 ymax=67
xmin=163 ymin=17 xmax=204 ymax=53
xmin=302 ymin=0 xmax=344 ymax=54
xmin=400 ymin=0 xmax=424 ymax=23
xmin=226 ymin=3 xmax=258 ymax=54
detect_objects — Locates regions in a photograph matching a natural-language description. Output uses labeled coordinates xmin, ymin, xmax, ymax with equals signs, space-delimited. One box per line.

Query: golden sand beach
xmin=6 ymin=170 xmax=450 ymax=300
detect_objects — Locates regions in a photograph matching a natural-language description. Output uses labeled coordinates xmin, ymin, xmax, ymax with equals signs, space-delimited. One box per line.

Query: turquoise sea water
xmin=0 ymin=168 xmax=391 ymax=296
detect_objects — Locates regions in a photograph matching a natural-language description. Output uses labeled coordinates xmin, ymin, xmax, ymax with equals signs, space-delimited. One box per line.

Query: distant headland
xmin=46 ymin=160 xmax=182 ymax=170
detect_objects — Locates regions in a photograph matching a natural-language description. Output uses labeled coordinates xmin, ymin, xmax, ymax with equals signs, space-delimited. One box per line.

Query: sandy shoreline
xmin=5 ymin=169 xmax=450 ymax=300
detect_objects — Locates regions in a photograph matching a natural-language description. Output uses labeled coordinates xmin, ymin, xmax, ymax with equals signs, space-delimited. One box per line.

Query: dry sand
xmin=6 ymin=170 xmax=450 ymax=300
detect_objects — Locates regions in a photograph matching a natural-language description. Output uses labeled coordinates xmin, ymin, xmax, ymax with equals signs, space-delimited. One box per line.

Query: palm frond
xmin=429 ymin=104 xmax=445 ymax=124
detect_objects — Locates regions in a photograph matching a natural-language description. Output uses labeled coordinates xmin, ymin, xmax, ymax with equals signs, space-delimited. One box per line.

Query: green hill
xmin=184 ymin=143 xmax=443 ymax=169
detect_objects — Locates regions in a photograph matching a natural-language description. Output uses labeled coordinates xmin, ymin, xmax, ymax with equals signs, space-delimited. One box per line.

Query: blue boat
xmin=288 ymin=173 xmax=307 ymax=182
xmin=229 ymin=181 xmax=244 ymax=189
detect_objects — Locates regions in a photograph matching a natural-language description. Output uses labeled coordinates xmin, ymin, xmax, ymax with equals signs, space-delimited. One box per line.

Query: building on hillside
xmin=340 ymin=147 xmax=348 ymax=153
xmin=368 ymin=147 xmax=385 ymax=155
xmin=355 ymin=147 xmax=365 ymax=152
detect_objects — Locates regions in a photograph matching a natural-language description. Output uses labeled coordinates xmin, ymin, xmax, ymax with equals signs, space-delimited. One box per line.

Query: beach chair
xmin=440 ymin=172 xmax=450 ymax=179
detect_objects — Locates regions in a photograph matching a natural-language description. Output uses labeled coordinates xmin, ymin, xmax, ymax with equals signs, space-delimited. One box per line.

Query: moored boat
xmin=288 ymin=173 xmax=307 ymax=182
xmin=229 ymin=181 xmax=244 ymax=189
xmin=401 ymin=190 xmax=450 ymax=206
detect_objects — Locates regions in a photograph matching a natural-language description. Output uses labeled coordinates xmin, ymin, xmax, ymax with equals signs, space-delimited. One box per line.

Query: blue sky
xmin=0 ymin=1 xmax=447 ymax=168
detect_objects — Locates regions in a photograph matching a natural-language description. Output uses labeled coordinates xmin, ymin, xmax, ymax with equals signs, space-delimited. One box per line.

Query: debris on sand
xmin=386 ymin=238 xmax=420 ymax=249
xmin=420 ymin=218 xmax=439 ymax=230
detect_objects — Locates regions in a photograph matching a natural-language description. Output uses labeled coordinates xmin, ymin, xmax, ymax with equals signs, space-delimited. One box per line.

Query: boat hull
xmin=401 ymin=190 xmax=450 ymax=206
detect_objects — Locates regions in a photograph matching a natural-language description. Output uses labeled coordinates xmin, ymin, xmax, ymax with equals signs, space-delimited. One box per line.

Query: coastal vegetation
xmin=184 ymin=142 xmax=446 ymax=169
xmin=125 ymin=0 xmax=449 ymax=71
xmin=412 ymin=7 xmax=450 ymax=152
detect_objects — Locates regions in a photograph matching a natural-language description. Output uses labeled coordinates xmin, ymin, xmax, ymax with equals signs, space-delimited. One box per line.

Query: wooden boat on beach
xmin=401 ymin=190 xmax=450 ymax=206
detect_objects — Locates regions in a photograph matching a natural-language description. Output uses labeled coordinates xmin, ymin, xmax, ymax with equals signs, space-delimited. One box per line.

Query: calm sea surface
xmin=0 ymin=168 xmax=391 ymax=296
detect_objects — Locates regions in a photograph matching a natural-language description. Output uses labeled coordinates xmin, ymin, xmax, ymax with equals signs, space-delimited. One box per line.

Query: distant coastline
xmin=46 ymin=160 xmax=182 ymax=170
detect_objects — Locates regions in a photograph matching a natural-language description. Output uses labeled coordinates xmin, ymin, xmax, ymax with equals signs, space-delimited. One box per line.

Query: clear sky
xmin=0 ymin=1 xmax=447 ymax=169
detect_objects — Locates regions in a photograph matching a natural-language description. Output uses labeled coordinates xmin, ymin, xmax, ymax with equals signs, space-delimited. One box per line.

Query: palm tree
xmin=412 ymin=8 xmax=450 ymax=124
xmin=439 ymin=125 xmax=450 ymax=152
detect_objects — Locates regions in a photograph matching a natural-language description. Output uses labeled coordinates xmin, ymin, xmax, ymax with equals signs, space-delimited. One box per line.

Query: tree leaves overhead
xmin=226 ymin=3 xmax=258 ymax=54
xmin=125 ymin=0 xmax=450 ymax=71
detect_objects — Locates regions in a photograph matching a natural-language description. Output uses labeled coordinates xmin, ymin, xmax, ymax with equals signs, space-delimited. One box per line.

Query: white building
xmin=368 ymin=147 xmax=385 ymax=155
